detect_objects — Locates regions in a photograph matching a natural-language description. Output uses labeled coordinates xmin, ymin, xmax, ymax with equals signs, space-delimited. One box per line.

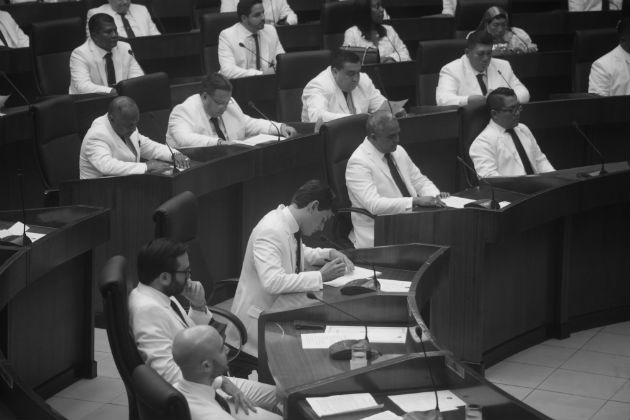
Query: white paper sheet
xmin=306 ymin=393 xmax=381 ymax=417
xmin=388 ymin=390 xmax=466 ymax=413
xmin=325 ymin=266 xmax=381 ymax=287
xmin=361 ymin=410 xmax=401 ymax=420
xmin=378 ymin=279 xmax=411 ymax=293
xmin=241 ymin=133 xmax=285 ymax=146
xmin=325 ymin=326 xmax=407 ymax=343
xmin=301 ymin=333 xmax=351 ymax=349
xmin=441 ymin=196 xmax=475 ymax=209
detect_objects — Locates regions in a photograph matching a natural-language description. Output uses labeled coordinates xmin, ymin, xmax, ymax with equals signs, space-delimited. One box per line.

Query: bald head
xmin=366 ymin=110 xmax=400 ymax=154
xmin=172 ymin=325 xmax=227 ymax=383
xmin=107 ymin=96 xmax=140 ymax=139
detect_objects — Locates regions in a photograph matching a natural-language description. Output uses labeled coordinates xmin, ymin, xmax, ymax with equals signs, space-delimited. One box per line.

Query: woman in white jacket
xmin=474 ymin=6 xmax=538 ymax=55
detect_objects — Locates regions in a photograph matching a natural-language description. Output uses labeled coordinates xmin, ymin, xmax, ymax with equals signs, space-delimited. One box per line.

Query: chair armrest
xmin=337 ymin=207 xmax=376 ymax=219
xmin=209 ymin=306 xmax=247 ymax=345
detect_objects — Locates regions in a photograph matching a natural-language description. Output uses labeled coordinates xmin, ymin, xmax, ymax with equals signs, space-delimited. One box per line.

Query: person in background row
xmin=221 ymin=0 xmax=298 ymax=26
xmin=589 ymin=17 xmax=630 ymax=96
xmin=86 ymin=0 xmax=160 ymax=39
xmin=442 ymin=0 xmax=457 ymax=16
xmin=474 ymin=6 xmax=538 ymax=55
xmin=568 ymin=0 xmax=623 ymax=11
xmin=0 ymin=10 xmax=29 ymax=48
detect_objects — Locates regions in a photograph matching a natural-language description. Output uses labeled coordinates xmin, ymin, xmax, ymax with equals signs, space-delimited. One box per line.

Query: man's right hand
xmin=320 ymin=258 xmax=347 ymax=282
xmin=146 ymin=160 xmax=172 ymax=174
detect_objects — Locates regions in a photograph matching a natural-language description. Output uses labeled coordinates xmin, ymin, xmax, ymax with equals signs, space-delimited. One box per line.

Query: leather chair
xmin=117 ymin=72 xmax=171 ymax=142
xmin=131 ymin=365 xmax=191 ymax=420
xmin=276 ymin=22 xmax=322 ymax=52
xmin=320 ymin=1 xmax=354 ymax=50
xmin=200 ymin=12 xmax=238 ymax=73
xmin=151 ymin=0 xmax=195 ymax=33
xmin=458 ymin=101 xmax=491 ymax=186
xmin=276 ymin=50 xmax=332 ymax=122
xmin=30 ymin=95 xmax=81 ymax=206
xmin=415 ymin=39 xmax=466 ymax=106
xmin=572 ymin=28 xmax=617 ymax=93
xmin=510 ymin=0 xmax=565 ymax=13
xmin=31 ymin=17 xmax=85 ymax=96
xmin=454 ymin=0 xmax=510 ymax=39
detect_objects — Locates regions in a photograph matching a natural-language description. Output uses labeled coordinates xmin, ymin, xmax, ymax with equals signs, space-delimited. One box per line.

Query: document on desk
xmin=442 ymin=195 xmax=475 ymax=208
xmin=306 ymin=393 xmax=382 ymax=418
xmin=0 ymin=221 xmax=46 ymax=243
xmin=325 ymin=266 xmax=382 ymax=287
xmin=388 ymin=390 xmax=466 ymax=412
xmin=361 ymin=411 xmax=401 ymax=420
xmin=301 ymin=326 xmax=407 ymax=348
xmin=378 ymin=279 xmax=411 ymax=293
xmin=241 ymin=133 xmax=285 ymax=146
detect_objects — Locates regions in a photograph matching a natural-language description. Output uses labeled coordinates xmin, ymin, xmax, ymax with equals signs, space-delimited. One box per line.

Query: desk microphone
xmin=414 ymin=326 xmax=441 ymax=417
xmin=456 ymin=156 xmax=500 ymax=210
xmin=496 ymin=69 xmax=512 ymax=90
xmin=148 ymin=112 xmax=179 ymax=174
xmin=305 ymin=292 xmax=379 ymax=361
xmin=16 ymin=168 xmax=31 ymax=247
xmin=572 ymin=121 xmax=607 ymax=177
xmin=0 ymin=70 xmax=31 ymax=106
xmin=247 ymin=101 xmax=282 ymax=142
xmin=238 ymin=42 xmax=275 ymax=69
xmin=370 ymin=65 xmax=397 ymax=117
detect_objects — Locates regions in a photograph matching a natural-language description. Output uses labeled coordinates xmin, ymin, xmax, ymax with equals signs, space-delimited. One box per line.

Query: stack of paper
xmin=306 ymin=393 xmax=382 ymax=417
xmin=325 ymin=266 xmax=382 ymax=287
xmin=301 ymin=326 xmax=407 ymax=348
xmin=388 ymin=390 xmax=466 ymax=412
xmin=378 ymin=279 xmax=411 ymax=293
xmin=0 ymin=221 xmax=45 ymax=243
xmin=241 ymin=133 xmax=285 ymax=146
xmin=361 ymin=410 xmax=401 ymax=420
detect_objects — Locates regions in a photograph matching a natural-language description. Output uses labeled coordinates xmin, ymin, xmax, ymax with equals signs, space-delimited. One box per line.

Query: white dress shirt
xmin=301 ymin=66 xmax=387 ymax=122
xmin=69 ymin=38 xmax=144 ymax=94
xmin=442 ymin=0 xmax=457 ymax=15
xmin=79 ymin=114 xmax=173 ymax=179
xmin=86 ymin=2 xmax=160 ymax=38
xmin=228 ymin=205 xmax=332 ymax=357
xmin=346 ymin=139 xmax=440 ymax=248
xmin=568 ymin=0 xmax=623 ymax=11
xmin=589 ymin=45 xmax=630 ymax=97
xmin=220 ymin=0 xmax=298 ymax=25
xmin=436 ymin=54 xmax=530 ymax=106
xmin=469 ymin=119 xmax=555 ymax=178
xmin=343 ymin=25 xmax=411 ymax=62
xmin=0 ymin=11 xmax=29 ymax=48
xmin=218 ymin=22 xmax=285 ymax=79
xmin=166 ymin=94 xmax=281 ymax=148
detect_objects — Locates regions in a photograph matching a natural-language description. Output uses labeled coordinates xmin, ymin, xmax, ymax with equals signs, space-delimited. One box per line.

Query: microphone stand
xmin=456 ymin=157 xmax=500 ymax=210
xmin=247 ymin=101 xmax=282 ymax=142
xmin=572 ymin=121 xmax=607 ymax=176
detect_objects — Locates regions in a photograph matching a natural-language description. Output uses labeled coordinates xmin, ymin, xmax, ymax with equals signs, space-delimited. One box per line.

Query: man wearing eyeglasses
xmin=469 ymin=87 xmax=554 ymax=177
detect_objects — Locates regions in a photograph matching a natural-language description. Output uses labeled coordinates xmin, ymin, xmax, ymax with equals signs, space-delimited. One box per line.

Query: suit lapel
xmin=89 ymin=40 xmax=109 ymax=86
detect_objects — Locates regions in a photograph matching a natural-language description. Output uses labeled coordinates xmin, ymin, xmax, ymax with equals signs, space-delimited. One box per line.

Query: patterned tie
xmin=252 ymin=34 xmax=261 ymax=70
xmin=294 ymin=231 xmax=301 ymax=274
xmin=385 ymin=153 xmax=412 ymax=197
xmin=476 ymin=73 xmax=487 ymax=96
xmin=0 ymin=28 xmax=9 ymax=48
xmin=506 ymin=128 xmax=534 ymax=174
xmin=170 ymin=300 xmax=189 ymax=327
xmin=104 ymin=52 xmax=116 ymax=86
xmin=210 ymin=117 xmax=226 ymax=140
xmin=119 ymin=13 xmax=136 ymax=38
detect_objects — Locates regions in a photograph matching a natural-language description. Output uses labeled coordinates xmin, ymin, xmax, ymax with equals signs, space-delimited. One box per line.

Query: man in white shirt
xmin=221 ymin=0 xmax=298 ymax=26
xmin=80 ymin=96 xmax=189 ymax=179
xmin=69 ymin=13 xmax=144 ymax=95
xmin=469 ymin=87 xmax=554 ymax=178
xmin=129 ymin=238 xmax=280 ymax=415
xmin=218 ymin=0 xmax=285 ymax=78
xmin=227 ymin=180 xmax=354 ymax=375
xmin=166 ymin=73 xmax=296 ymax=148
xmin=442 ymin=0 xmax=457 ymax=15
xmin=86 ymin=0 xmax=161 ymax=39
xmin=589 ymin=17 xmax=630 ymax=96
xmin=0 ymin=11 xmax=29 ymax=48
xmin=436 ymin=30 xmax=530 ymax=107
xmin=568 ymin=0 xmax=623 ymax=11
xmin=173 ymin=325 xmax=282 ymax=420
xmin=346 ymin=110 xmax=449 ymax=248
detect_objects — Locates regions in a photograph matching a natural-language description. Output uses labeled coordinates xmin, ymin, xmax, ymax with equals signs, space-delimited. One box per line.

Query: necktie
xmin=344 ymin=92 xmax=356 ymax=114
xmin=0 ymin=28 xmax=9 ymax=48
xmin=210 ymin=117 xmax=226 ymax=140
xmin=170 ymin=300 xmax=189 ymax=327
xmin=476 ymin=73 xmax=487 ymax=96
xmin=252 ymin=34 xmax=261 ymax=70
xmin=104 ymin=52 xmax=116 ymax=86
xmin=215 ymin=393 xmax=230 ymax=413
xmin=506 ymin=128 xmax=534 ymax=174
xmin=385 ymin=153 xmax=411 ymax=197
xmin=119 ymin=13 xmax=136 ymax=38
xmin=294 ymin=231 xmax=301 ymax=274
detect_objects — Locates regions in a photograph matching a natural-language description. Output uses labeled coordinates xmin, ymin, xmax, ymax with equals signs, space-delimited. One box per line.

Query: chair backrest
xmin=151 ymin=0 xmax=195 ymax=33
xmin=98 ymin=255 xmax=145 ymax=420
xmin=31 ymin=17 xmax=85 ymax=95
xmin=510 ymin=0 xmax=565 ymax=13
xmin=132 ymin=365 xmax=191 ymax=420
xmin=276 ymin=22 xmax=322 ymax=52
xmin=416 ymin=39 xmax=466 ymax=106
xmin=510 ymin=12 xmax=571 ymax=51
xmin=117 ymin=72 xmax=172 ymax=142
xmin=388 ymin=16 xmax=455 ymax=59
xmin=458 ymin=101 xmax=491 ymax=184
xmin=30 ymin=95 xmax=81 ymax=190
xmin=200 ymin=12 xmax=238 ymax=73
xmin=320 ymin=1 xmax=354 ymax=50
xmin=454 ymin=0 xmax=510 ymax=38
xmin=276 ymin=50 xmax=332 ymax=121
xmin=572 ymin=28 xmax=617 ymax=93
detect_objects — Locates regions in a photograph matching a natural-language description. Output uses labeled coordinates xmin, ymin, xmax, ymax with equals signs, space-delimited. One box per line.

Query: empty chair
xmin=131 ymin=364 xmax=191 ymax=420
xmin=454 ymin=0 xmax=510 ymax=38
xmin=320 ymin=1 xmax=354 ymax=50
xmin=276 ymin=22 xmax=322 ymax=52
xmin=152 ymin=0 xmax=195 ymax=33
xmin=200 ymin=12 xmax=238 ymax=74
xmin=458 ymin=101 xmax=491 ymax=186
xmin=415 ymin=39 xmax=467 ymax=106
xmin=573 ymin=28 xmax=617 ymax=92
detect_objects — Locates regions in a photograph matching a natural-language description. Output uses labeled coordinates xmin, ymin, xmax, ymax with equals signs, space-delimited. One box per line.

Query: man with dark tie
xmin=469 ymin=88 xmax=554 ymax=178
xmin=69 ymin=13 xmax=143 ymax=94
xmin=218 ymin=0 xmax=285 ymax=78
xmin=345 ymin=110 xmax=449 ymax=248
xmin=86 ymin=0 xmax=160 ymax=39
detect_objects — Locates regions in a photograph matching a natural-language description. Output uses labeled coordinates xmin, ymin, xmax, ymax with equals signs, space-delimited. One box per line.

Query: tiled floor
xmin=46 ymin=323 xmax=630 ymax=419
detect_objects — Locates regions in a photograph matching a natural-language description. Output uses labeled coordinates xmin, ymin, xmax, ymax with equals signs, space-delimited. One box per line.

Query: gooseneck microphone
xmin=415 ymin=326 xmax=441 ymax=416
xmin=319 ymin=234 xmax=379 ymax=294
xmin=0 ymin=71 xmax=31 ymax=106
xmin=127 ymin=49 xmax=146 ymax=74
xmin=238 ymin=42 xmax=275 ymax=69
xmin=496 ymin=69 xmax=512 ymax=89
xmin=17 ymin=168 xmax=31 ymax=247
xmin=572 ymin=121 xmax=607 ymax=177
xmin=247 ymin=101 xmax=281 ymax=142
xmin=456 ymin=156 xmax=500 ymax=210
xmin=147 ymin=112 xmax=179 ymax=174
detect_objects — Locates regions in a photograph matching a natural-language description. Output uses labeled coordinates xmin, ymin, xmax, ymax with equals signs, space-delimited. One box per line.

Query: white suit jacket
xmin=86 ymin=3 xmax=160 ymax=38
xmin=220 ymin=0 xmax=298 ymax=25
xmin=0 ymin=11 xmax=29 ymax=48
xmin=469 ymin=120 xmax=555 ymax=178
xmin=79 ymin=114 xmax=173 ymax=179
xmin=218 ymin=22 xmax=285 ymax=79
xmin=346 ymin=139 xmax=440 ymax=248
xmin=343 ymin=25 xmax=411 ymax=62
xmin=69 ymin=38 xmax=144 ymax=94
xmin=228 ymin=205 xmax=332 ymax=357
xmin=589 ymin=45 xmax=630 ymax=97
xmin=568 ymin=0 xmax=623 ymax=11
xmin=442 ymin=0 xmax=457 ymax=15
xmin=301 ymin=66 xmax=387 ymax=122
xmin=166 ymin=94 xmax=280 ymax=147
xmin=436 ymin=54 xmax=530 ymax=106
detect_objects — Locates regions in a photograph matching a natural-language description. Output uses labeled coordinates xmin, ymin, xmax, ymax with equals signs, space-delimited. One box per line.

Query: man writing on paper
xmin=227 ymin=180 xmax=354 ymax=376
xmin=346 ymin=110 xmax=450 ymax=248
xmin=469 ymin=88 xmax=554 ymax=177
xmin=166 ymin=73 xmax=296 ymax=148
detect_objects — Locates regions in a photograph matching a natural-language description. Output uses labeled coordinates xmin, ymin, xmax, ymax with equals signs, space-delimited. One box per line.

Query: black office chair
xmin=458 ymin=101 xmax=491 ymax=187
xmin=200 ymin=12 xmax=238 ymax=74
xmin=131 ymin=365 xmax=191 ymax=420
xmin=415 ymin=39 xmax=466 ymax=106
xmin=572 ymin=28 xmax=617 ymax=93
xmin=320 ymin=1 xmax=354 ymax=50
xmin=151 ymin=0 xmax=195 ymax=33
xmin=276 ymin=22 xmax=322 ymax=52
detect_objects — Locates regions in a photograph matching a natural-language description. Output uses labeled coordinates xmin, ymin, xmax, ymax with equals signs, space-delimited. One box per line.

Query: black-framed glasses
xmin=171 ymin=269 xmax=192 ymax=279
xmin=499 ymin=104 xmax=523 ymax=115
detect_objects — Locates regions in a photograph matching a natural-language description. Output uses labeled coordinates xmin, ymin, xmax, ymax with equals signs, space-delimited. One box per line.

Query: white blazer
xmin=218 ymin=22 xmax=285 ymax=79
xmin=86 ymin=3 xmax=160 ymax=38
xmin=69 ymin=38 xmax=144 ymax=94
xmin=568 ymin=0 xmax=623 ymax=11
xmin=0 ymin=11 xmax=29 ymax=48
xmin=79 ymin=114 xmax=173 ymax=179
xmin=436 ymin=54 xmax=530 ymax=106
xmin=469 ymin=120 xmax=555 ymax=178
xmin=346 ymin=139 xmax=440 ymax=248
xmin=220 ymin=0 xmax=298 ymax=25
xmin=301 ymin=66 xmax=387 ymax=122
xmin=227 ymin=205 xmax=332 ymax=357
xmin=589 ymin=45 xmax=630 ymax=97
xmin=442 ymin=0 xmax=457 ymax=15
xmin=343 ymin=25 xmax=411 ymax=62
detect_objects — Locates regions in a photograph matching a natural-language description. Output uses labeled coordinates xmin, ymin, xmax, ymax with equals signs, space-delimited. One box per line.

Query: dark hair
xmin=354 ymin=0 xmax=386 ymax=41
xmin=137 ymin=238 xmax=188 ymax=285
xmin=476 ymin=6 xmax=509 ymax=32
xmin=236 ymin=0 xmax=263 ymax=20
xmin=487 ymin=87 xmax=516 ymax=112
xmin=201 ymin=73 xmax=233 ymax=96
xmin=291 ymin=180 xmax=335 ymax=211
xmin=466 ymin=29 xmax=494 ymax=50
xmin=88 ymin=13 xmax=115 ymax=36
xmin=331 ymin=49 xmax=361 ymax=70
xmin=618 ymin=17 xmax=629 ymax=37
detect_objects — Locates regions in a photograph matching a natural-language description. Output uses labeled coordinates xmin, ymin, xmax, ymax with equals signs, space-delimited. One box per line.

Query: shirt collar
xmin=136 ymin=282 xmax=171 ymax=308
xmin=464 ymin=54 xmax=488 ymax=76
xmin=238 ymin=22 xmax=258 ymax=36
xmin=362 ymin=137 xmax=386 ymax=160
xmin=280 ymin=204 xmax=299 ymax=235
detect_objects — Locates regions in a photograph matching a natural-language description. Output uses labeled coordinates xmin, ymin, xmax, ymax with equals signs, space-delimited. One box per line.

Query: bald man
xmin=79 ymin=96 xmax=190 ymax=179
xmin=173 ymin=326 xmax=281 ymax=420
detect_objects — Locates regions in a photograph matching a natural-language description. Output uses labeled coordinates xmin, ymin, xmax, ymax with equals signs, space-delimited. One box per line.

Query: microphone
xmin=370 ymin=65 xmax=398 ymax=117
xmin=572 ymin=121 xmax=607 ymax=177
xmin=238 ymin=42 xmax=275 ymax=69
xmin=17 ymin=168 xmax=31 ymax=247
xmin=414 ymin=326 xmax=441 ymax=416
xmin=147 ymin=112 xmax=179 ymax=173
xmin=496 ymin=69 xmax=512 ymax=90
xmin=306 ymin=292 xmax=379 ymax=361
xmin=247 ymin=101 xmax=282 ymax=142
xmin=0 ymin=71 xmax=30 ymax=106
xmin=456 ymin=156 xmax=500 ymax=210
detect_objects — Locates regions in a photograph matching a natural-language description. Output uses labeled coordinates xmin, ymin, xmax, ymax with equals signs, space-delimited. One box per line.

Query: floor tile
xmin=97 ymin=355 xmax=121 ymax=379
xmin=611 ymin=381 xmax=630 ymax=403
xmin=506 ymin=344 xmax=577 ymax=368
xmin=538 ymin=369 xmax=626 ymax=400
xmin=544 ymin=328 xmax=600 ymax=350
xmin=485 ymin=361 xmax=554 ymax=388
xmin=583 ymin=332 xmax=630 ymax=357
xmin=110 ymin=392 xmax=129 ymax=407
xmin=522 ymin=390 xmax=605 ymax=420
xmin=494 ymin=383 xmax=533 ymax=400
xmin=46 ymin=397 xmax=103 ymax=420
xmin=602 ymin=322 xmax=630 ymax=337
xmin=55 ymin=377 xmax=125 ymax=403
xmin=590 ymin=401 xmax=630 ymax=420
xmin=94 ymin=328 xmax=110 ymax=353
xmin=81 ymin=403 xmax=129 ymax=420
xmin=562 ymin=350 xmax=630 ymax=378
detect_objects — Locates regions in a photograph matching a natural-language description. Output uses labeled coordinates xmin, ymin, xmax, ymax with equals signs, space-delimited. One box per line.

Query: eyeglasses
xmin=498 ymin=104 xmax=523 ymax=115
xmin=171 ymin=269 xmax=192 ymax=279
xmin=206 ymin=93 xmax=230 ymax=108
